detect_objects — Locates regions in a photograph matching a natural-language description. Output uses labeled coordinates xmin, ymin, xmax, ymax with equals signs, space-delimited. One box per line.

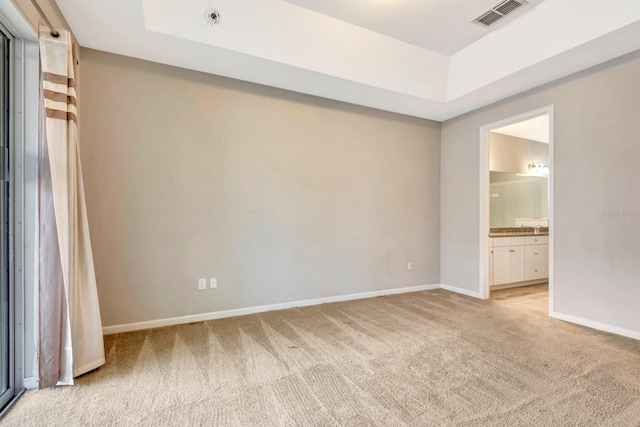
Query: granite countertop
xmin=489 ymin=227 xmax=549 ymax=237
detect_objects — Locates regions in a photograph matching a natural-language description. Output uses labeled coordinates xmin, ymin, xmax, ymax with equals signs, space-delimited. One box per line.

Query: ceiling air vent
xmin=473 ymin=0 xmax=528 ymax=28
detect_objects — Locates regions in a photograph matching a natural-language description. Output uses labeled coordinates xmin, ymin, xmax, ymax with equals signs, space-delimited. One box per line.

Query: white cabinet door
xmin=491 ymin=240 xmax=548 ymax=286
xmin=510 ymin=246 xmax=525 ymax=283
xmin=492 ymin=247 xmax=511 ymax=285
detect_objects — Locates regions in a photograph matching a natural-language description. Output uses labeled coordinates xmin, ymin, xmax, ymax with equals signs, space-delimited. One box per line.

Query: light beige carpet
xmin=5 ymin=288 xmax=640 ymax=426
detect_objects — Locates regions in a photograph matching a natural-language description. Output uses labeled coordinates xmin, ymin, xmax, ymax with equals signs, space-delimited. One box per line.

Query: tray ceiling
xmin=55 ymin=0 xmax=640 ymax=121
xmin=281 ymin=0 xmax=545 ymax=55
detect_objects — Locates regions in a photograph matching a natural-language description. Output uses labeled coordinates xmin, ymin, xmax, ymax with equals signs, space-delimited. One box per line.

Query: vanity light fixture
xmin=517 ymin=162 xmax=549 ymax=177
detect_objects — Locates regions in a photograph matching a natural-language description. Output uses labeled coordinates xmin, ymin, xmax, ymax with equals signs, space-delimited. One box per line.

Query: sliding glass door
xmin=0 ymin=27 xmax=12 ymax=411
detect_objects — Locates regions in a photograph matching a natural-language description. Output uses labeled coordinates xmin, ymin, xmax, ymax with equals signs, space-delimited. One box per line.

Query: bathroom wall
xmin=489 ymin=132 xmax=549 ymax=174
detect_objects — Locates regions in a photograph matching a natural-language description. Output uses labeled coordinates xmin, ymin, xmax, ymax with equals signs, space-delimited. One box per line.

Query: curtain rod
xmin=30 ymin=0 xmax=60 ymax=38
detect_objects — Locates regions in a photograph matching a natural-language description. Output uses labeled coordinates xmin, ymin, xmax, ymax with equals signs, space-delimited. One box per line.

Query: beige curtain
xmin=38 ymin=26 xmax=104 ymax=388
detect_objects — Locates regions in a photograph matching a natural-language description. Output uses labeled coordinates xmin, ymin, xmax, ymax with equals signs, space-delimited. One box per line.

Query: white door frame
xmin=479 ymin=105 xmax=555 ymax=314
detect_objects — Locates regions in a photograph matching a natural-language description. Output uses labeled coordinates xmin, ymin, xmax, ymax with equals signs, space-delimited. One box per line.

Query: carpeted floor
xmin=4 ymin=287 xmax=640 ymax=426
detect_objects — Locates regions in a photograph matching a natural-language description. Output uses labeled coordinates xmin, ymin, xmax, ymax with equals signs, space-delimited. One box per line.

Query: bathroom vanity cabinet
xmin=490 ymin=235 xmax=548 ymax=287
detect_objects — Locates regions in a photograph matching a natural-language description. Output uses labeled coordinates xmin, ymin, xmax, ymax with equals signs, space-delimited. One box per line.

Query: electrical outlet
xmin=210 ymin=278 xmax=217 ymax=289
xmin=198 ymin=278 xmax=207 ymax=290
xmin=408 ymin=261 xmax=413 ymax=271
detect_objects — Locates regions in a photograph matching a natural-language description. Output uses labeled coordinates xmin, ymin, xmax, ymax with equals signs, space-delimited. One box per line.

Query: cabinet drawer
xmin=493 ymin=237 xmax=511 ymax=247
xmin=525 ymin=235 xmax=548 ymax=245
xmin=525 ymin=245 xmax=546 ymax=262
xmin=525 ymin=261 xmax=547 ymax=280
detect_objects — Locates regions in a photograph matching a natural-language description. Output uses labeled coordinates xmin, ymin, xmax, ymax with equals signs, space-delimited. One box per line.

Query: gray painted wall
xmin=441 ymin=51 xmax=640 ymax=334
xmin=78 ymin=49 xmax=441 ymax=327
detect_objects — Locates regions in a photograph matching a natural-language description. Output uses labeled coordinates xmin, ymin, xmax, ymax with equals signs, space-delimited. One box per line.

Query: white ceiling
xmin=54 ymin=0 xmax=640 ymax=121
xmin=281 ymin=0 xmax=545 ymax=55
xmin=492 ymin=115 xmax=549 ymax=143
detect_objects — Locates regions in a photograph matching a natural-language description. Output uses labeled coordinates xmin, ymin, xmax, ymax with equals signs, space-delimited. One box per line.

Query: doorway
xmin=479 ymin=106 xmax=554 ymax=314
xmin=0 ymin=18 xmax=27 ymax=414
xmin=0 ymin=25 xmax=13 ymax=412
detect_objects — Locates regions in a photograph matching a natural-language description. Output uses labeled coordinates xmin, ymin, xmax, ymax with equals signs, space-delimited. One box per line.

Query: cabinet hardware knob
xmin=534 ymin=252 xmax=538 ymax=255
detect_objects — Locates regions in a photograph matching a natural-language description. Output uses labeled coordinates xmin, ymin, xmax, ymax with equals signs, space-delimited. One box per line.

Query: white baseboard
xmin=550 ymin=311 xmax=640 ymax=341
xmin=24 ymin=376 xmax=38 ymax=389
xmin=439 ymin=284 xmax=484 ymax=299
xmin=103 ymin=284 xmax=441 ymax=335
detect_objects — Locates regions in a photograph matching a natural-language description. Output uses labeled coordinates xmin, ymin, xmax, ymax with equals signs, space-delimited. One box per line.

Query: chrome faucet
xmin=535 ymin=225 xmax=541 ymax=234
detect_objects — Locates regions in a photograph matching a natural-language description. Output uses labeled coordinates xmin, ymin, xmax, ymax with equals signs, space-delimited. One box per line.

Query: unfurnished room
xmin=1 ymin=0 xmax=640 ymax=425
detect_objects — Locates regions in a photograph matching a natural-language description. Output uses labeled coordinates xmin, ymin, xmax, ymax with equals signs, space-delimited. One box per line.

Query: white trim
xmin=547 ymin=109 xmax=555 ymax=314
xmin=24 ymin=40 xmax=39 ymax=388
xmin=550 ymin=311 xmax=640 ymax=341
xmin=479 ymin=105 xmax=555 ymax=305
xmin=0 ymin=4 xmax=37 ymax=41
xmin=103 ymin=284 xmax=441 ymax=335
xmin=480 ymin=121 xmax=491 ymax=300
xmin=440 ymin=284 xmax=483 ymax=299
xmin=489 ymin=279 xmax=547 ymax=291
xmin=23 ymin=376 xmax=38 ymax=390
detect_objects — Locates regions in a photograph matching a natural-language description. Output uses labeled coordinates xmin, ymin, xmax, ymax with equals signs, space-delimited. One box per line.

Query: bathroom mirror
xmin=490 ymin=171 xmax=548 ymax=228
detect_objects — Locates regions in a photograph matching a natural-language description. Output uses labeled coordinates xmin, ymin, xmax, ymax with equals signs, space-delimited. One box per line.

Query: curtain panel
xmin=38 ymin=26 xmax=104 ymax=388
